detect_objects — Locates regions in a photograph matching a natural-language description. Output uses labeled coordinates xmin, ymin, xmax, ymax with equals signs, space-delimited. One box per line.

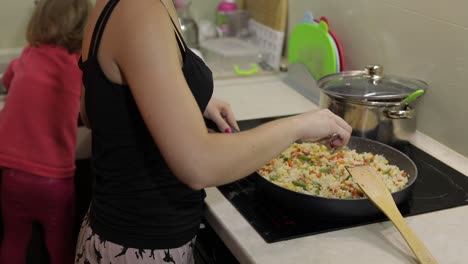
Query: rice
xmin=258 ymin=142 xmax=409 ymax=199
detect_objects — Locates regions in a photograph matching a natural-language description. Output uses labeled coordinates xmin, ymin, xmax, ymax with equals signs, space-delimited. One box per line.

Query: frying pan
xmin=255 ymin=137 xmax=417 ymax=218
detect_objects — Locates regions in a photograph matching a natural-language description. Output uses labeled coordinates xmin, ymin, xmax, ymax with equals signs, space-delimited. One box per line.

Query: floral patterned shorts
xmin=74 ymin=212 xmax=196 ymax=264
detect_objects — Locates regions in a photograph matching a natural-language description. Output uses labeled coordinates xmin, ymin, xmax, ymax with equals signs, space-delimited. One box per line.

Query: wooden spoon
xmin=346 ymin=165 xmax=438 ymax=264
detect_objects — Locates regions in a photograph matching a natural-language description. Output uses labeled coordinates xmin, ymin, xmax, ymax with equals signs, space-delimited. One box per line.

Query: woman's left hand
xmin=204 ymin=97 xmax=240 ymax=133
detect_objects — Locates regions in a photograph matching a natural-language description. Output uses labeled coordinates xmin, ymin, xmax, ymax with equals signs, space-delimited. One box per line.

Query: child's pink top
xmin=0 ymin=45 xmax=82 ymax=178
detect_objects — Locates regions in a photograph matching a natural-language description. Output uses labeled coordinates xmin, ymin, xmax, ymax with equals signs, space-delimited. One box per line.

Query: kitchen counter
xmin=204 ymin=76 xmax=468 ymax=264
xmin=212 ymin=76 xmax=319 ymax=121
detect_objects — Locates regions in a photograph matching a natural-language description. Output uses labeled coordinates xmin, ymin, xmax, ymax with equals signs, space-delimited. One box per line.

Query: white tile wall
xmin=383 ymin=0 xmax=468 ymax=28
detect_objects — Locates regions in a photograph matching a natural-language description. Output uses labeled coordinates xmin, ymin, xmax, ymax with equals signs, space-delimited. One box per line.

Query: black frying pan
xmin=254 ymin=137 xmax=417 ymax=218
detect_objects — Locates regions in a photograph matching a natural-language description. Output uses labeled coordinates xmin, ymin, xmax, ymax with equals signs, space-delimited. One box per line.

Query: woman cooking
xmin=75 ymin=0 xmax=352 ymax=263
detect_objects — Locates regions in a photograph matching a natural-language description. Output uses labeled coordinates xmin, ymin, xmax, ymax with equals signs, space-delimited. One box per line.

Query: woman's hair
xmin=27 ymin=0 xmax=91 ymax=54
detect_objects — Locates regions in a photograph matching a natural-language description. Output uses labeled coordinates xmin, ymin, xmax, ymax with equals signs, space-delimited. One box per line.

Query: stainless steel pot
xmin=317 ymin=65 xmax=427 ymax=146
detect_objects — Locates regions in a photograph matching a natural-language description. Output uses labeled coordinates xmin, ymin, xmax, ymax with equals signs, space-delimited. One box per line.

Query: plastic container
xmin=216 ymin=0 xmax=238 ymax=37
xmin=199 ymin=20 xmax=217 ymax=41
xmin=200 ymin=37 xmax=261 ymax=78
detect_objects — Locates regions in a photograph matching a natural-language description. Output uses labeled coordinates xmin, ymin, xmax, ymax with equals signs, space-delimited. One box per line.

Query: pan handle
xmin=384 ymin=106 xmax=414 ymax=119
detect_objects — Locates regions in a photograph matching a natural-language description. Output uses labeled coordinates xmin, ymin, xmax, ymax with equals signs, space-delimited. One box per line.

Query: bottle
xmin=199 ymin=20 xmax=217 ymax=42
xmin=216 ymin=0 xmax=238 ymax=37
xmin=174 ymin=0 xmax=199 ymax=48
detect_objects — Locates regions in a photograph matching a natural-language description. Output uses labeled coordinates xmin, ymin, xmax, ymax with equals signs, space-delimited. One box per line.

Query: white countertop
xmin=204 ymin=76 xmax=468 ymax=264
xmin=213 ymin=76 xmax=319 ymax=121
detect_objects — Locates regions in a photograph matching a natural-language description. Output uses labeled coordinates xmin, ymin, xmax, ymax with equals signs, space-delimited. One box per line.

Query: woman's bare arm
xmin=111 ymin=0 xmax=351 ymax=190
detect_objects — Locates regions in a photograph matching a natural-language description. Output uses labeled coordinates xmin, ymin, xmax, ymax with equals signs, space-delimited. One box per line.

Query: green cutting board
xmin=288 ymin=20 xmax=338 ymax=80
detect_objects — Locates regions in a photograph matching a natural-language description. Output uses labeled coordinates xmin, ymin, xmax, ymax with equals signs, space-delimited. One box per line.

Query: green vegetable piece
xmin=298 ymin=155 xmax=314 ymax=164
xmin=292 ymin=180 xmax=307 ymax=190
xmin=382 ymin=169 xmax=391 ymax=174
xmin=319 ymin=167 xmax=332 ymax=174
xmin=269 ymin=175 xmax=280 ymax=181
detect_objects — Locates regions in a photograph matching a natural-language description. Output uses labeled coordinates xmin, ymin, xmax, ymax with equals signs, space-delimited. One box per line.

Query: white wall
xmin=0 ymin=0 xmax=219 ymax=49
xmin=289 ymin=0 xmax=468 ymax=157
xmin=190 ymin=0 xmax=219 ymax=23
xmin=0 ymin=0 xmax=34 ymax=48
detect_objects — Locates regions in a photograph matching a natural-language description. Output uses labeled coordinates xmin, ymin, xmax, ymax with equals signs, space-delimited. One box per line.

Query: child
xmin=0 ymin=0 xmax=90 ymax=263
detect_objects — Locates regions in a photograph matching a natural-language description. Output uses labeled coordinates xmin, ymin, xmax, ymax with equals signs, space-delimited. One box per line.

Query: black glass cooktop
xmin=217 ymin=143 xmax=468 ymax=243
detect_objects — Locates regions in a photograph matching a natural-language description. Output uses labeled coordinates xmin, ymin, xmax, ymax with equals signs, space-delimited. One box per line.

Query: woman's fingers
xmin=332 ymin=125 xmax=351 ymax=147
xmin=204 ymin=97 xmax=239 ymax=133
xmin=221 ymin=106 xmax=240 ymax=132
xmin=334 ymin=114 xmax=352 ymax=134
xmin=309 ymin=110 xmax=352 ymax=146
xmin=331 ymin=115 xmax=352 ymax=146
xmin=324 ymin=109 xmax=352 ymax=134
xmin=210 ymin=111 xmax=232 ymax=133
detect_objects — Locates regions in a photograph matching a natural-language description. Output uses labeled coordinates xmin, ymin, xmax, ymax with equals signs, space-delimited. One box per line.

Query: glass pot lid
xmin=317 ymin=65 xmax=428 ymax=102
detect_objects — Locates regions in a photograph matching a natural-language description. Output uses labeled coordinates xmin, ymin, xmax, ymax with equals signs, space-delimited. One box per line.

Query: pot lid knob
xmin=365 ymin=65 xmax=383 ymax=80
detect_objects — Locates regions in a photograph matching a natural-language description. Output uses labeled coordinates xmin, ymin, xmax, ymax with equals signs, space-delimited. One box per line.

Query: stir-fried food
xmin=258 ymin=142 xmax=409 ymax=199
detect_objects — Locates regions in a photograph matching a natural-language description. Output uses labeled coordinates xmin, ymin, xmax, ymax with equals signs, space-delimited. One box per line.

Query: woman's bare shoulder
xmin=113 ymin=0 xmax=179 ymax=62
xmin=117 ymin=0 xmax=171 ymax=24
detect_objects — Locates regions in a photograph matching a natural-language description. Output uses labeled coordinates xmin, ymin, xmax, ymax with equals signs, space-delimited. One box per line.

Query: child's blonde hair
xmin=27 ymin=0 xmax=91 ymax=54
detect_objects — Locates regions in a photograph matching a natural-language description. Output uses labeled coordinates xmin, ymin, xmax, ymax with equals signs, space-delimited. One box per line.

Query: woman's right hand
xmin=293 ymin=109 xmax=352 ymax=147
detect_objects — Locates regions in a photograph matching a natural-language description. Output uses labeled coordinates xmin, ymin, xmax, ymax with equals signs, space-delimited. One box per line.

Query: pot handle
xmin=384 ymin=106 xmax=414 ymax=119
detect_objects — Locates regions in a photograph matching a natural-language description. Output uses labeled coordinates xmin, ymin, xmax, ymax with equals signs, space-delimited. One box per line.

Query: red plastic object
xmin=315 ymin=16 xmax=345 ymax=71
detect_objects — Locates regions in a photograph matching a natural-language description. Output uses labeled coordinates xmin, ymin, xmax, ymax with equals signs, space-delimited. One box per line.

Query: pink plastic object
xmin=218 ymin=0 xmax=238 ymax=12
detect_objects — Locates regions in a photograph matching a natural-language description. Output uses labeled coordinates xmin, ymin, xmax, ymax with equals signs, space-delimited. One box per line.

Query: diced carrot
xmin=317 ymin=173 xmax=322 ymax=178
xmin=402 ymin=172 xmax=408 ymax=177
xmin=288 ymin=160 xmax=293 ymax=167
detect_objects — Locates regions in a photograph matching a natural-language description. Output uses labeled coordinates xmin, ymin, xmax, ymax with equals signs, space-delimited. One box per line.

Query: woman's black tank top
xmin=79 ymin=0 xmax=213 ymax=249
